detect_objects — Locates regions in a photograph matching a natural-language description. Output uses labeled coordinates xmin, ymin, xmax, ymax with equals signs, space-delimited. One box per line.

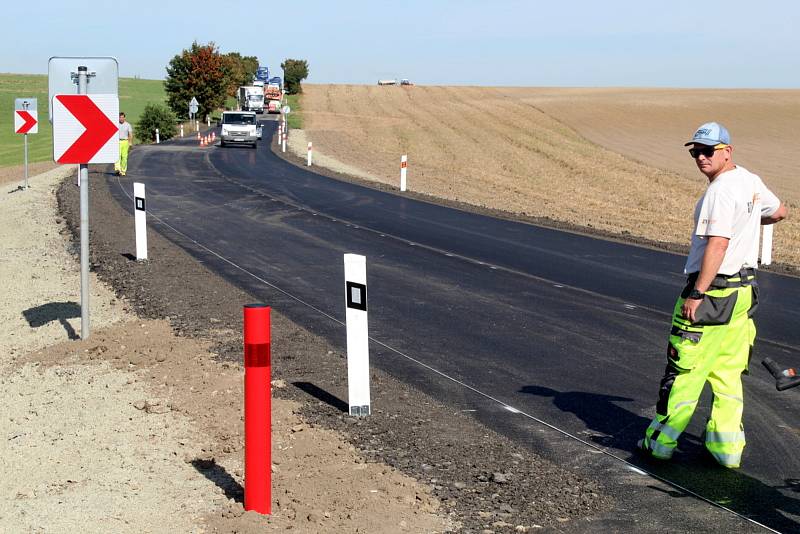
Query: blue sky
xmin=3 ymin=0 xmax=799 ymax=87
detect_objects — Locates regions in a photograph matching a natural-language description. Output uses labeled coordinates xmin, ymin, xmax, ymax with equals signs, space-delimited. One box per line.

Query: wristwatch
xmin=687 ymin=288 xmax=705 ymax=300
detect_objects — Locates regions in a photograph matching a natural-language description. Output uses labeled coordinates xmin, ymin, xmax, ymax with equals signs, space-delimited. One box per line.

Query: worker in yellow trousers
xmin=638 ymin=122 xmax=787 ymax=468
xmin=115 ymin=112 xmax=133 ymax=176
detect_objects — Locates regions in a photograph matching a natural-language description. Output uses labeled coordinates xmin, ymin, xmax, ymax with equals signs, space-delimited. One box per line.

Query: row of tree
xmin=137 ymin=42 xmax=308 ymax=143
xmin=163 ymin=41 xmax=308 ymax=119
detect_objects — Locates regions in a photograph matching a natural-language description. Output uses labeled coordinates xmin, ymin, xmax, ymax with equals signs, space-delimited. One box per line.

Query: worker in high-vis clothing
xmin=114 ymin=111 xmax=133 ymax=176
xmin=638 ymin=122 xmax=787 ymax=468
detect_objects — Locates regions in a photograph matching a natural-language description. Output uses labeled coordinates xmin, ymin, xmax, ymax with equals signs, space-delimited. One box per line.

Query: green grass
xmin=285 ymin=93 xmax=303 ymax=129
xmin=0 ymin=74 xmax=166 ymax=167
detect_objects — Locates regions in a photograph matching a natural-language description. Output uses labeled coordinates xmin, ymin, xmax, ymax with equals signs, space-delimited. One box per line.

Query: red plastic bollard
xmin=243 ymin=304 xmax=271 ymax=514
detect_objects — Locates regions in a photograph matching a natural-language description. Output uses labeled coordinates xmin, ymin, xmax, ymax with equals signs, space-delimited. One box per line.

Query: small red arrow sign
xmin=15 ymin=110 xmax=37 ymax=134
xmin=55 ymin=95 xmax=118 ymax=164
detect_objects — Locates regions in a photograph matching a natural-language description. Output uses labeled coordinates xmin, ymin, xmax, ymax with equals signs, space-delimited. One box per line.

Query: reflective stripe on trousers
xmin=642 ymin=283 xmax=754 ymax=467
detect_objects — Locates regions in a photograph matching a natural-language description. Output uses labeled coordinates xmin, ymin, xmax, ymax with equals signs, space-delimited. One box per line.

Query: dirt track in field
xmin=296 ymin=85 xmax=800 ymax=269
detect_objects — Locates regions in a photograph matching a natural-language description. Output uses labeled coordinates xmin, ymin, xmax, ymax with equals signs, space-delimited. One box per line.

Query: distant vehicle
xmin=400 ymin=79 xmax=414 ymax=86
xmin=264 ymin=83 xmax=282 ymax=114
xmin=220 ymin=111 xmax=259 ymax=148
xmin=252 ymin=80 xmax=265 ymax=88
xmin=377 ymin=79 xmax=397 ymax=86
xmin=255 ymin=66 xmax=270 ymax=83
xmin=238 ymin=86 xmax=265 ymax=113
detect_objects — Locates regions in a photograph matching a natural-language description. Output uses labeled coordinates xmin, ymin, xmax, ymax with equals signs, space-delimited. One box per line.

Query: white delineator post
xmin=282 ymin=128 xmax=286 ymax=153
xmin=307 ymin=141 xmax=312 ymax=166
xmin=155 ymin=128 xmax=160 ymax=144
xmin=180 ymin=124 xmax=184 ymax=137
xmin=344 ymin=254 xmax=370 ymax=416
xmin=133 ymin=182 xmax=148 ymax=261
xmin=400 ymin=154 xmax=408 ymax=192
xmin=207 ymin=115 xmax=211 ymax=128
xmin=277 ymin=123 xmax=282 ymax=145
xmin=761 ymin=225 xmax=774 ymax=266
xmin=195 ymin=120 xmax=199 ymax=132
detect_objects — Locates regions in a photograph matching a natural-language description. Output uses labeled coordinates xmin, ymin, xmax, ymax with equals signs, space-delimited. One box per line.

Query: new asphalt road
xmin=114 ymin=121 xmax=800 ymax=532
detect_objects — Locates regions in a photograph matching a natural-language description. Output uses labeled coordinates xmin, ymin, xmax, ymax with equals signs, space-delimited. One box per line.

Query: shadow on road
xmin=22 ymin=301 xmax=81 ymax=340
xmin=521 ymin=383 xmax=800 ymax=531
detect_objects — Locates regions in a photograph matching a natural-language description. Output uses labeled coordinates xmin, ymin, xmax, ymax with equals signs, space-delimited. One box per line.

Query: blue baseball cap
xmin=685 ymin=122 xmax=731 ymax=146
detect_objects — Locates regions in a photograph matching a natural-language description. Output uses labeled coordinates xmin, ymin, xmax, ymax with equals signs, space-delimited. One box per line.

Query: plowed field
xmin=298 ymin=85 xmax=800 ymax=268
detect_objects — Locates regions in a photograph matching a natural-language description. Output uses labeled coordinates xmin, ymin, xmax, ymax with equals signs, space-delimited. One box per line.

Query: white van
xmin=220 ymin=111 xmax=259 ymax=148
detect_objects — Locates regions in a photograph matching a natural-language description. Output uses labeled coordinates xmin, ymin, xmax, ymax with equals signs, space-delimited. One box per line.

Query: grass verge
xmin=0 ymin=74 xmax=166 ymax=167
xmin=286 ymin=93 xmax=303 ymax=129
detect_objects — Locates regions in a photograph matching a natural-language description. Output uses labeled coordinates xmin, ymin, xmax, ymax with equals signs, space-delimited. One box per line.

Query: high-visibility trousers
xmin=641 ymin=276 xmax=757 ymax=468
xmin=115 ymin=139 xmax=129 ymax=174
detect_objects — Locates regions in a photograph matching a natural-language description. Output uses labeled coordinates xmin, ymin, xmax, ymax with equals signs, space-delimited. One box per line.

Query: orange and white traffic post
xmin=400 ymin=155 xmax=408 ymax=192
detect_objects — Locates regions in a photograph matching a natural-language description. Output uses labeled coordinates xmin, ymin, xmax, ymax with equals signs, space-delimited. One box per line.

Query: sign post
xmin=14 ymin=98 xmax=38 ymax=190
xmin=50 ymin=56 xmax=119 ymax=340
xmin=344 ymin=254 xmax=370 ymax=416
xmin=134 ymin=182 xmax=148 ymax=260
xmin=189 ymin=97 xmax=199 ymax=131
xmin=400 ymin=155 xmax=408 ymax=192
xmin=761 ymin=225 xmax=773 ymax=266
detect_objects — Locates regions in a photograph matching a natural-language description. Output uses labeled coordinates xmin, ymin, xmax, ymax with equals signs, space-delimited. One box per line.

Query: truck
xmin=268 ymin=76 xmax=282 ymax=89
xmin=263 ymin=83 xmax=282 ymax=114
xmin=255 ymin=66 xmax=270 ymax=84
xmin=238 ymin=86 xmax=265 ymax=114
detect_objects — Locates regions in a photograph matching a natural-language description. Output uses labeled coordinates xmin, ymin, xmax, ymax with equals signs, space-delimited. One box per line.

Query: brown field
xmin=298 ymin=85 xmax=800 ymax=269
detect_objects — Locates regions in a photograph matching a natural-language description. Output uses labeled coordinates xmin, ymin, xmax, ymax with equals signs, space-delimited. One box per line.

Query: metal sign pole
xmin=22 ymin=100 xmax=29 ymax=189
xmin=23 ymin=134 xmax=29 ymax=189
xmin=77 ymin=65 xmax=91 ymax=339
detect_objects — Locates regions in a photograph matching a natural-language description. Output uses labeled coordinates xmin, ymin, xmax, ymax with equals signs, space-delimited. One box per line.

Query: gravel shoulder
xmin=1 ymin=165 xmax=451 ymax=533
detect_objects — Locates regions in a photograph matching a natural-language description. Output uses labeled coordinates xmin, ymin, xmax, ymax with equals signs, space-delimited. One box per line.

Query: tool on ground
xmin=762 ymin=357 xmax=800 ymax=391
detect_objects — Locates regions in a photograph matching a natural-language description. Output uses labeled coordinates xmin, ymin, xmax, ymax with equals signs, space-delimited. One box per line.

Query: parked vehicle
xmin=220 ymin=111 xmax=259 ymax=148
xmin=238 ymin=86 xmax=265 ymax=113
xmin=377 ymin=79 xmax=397 ymax=86
xmin=264 ymin=83 xmax=282 ymax=114
xmin=400 ymin=79 xmax=414 ymax=86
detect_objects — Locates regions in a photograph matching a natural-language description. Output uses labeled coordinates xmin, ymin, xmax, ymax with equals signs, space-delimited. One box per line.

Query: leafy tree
xmin=164 ymin=41 xmax=227 ymax=119
xmin=136 ymin=103 xmax=177 ymax=143
xmin=280 ymin=59 xmax=309 ymax=95
xmin=222 ymin=52 xmax=259 ymax=97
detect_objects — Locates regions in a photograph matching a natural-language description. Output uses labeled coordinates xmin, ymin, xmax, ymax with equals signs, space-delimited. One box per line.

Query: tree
xmin=136 ymin=103 xmax=177 ymax=143
xmin=164 ymin=41 xmax=227 ymax=119
xmin=221 ymin=52 xmax=259 ymax=97
xmin=280 ymin=59 xmax=309 ymax=95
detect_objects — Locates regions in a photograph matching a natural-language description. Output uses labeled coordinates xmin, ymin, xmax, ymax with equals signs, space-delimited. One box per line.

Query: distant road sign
xmin=52 ymin=94 xmax=119 ymax=164
xmin=48 ymin=57 xmax=118 ymax=122
xmin=14 ymin=98 xmax=38 ymax=134
xmin=15 ymin=110 xmax=38 ymax=134
xmin=189 ymin=96 xmax=199 ymax=115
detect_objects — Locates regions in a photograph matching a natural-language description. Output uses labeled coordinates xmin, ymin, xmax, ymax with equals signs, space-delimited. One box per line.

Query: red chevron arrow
xmin=15 ymin=110 xmax=37 ymax=134
xmin=55 ymin=95 xmax=117 ymax=163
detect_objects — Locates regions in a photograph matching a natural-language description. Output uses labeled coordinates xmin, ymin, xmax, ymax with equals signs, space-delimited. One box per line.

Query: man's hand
xmin=682 ymin=297 xmax=703 ymax=322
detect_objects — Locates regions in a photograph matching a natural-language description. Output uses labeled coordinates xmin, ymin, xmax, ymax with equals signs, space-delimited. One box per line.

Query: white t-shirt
xmin=684 ymin=166 xmax=780 ymax=275
xmin=119 ymin=121 xmax=133 ymax=141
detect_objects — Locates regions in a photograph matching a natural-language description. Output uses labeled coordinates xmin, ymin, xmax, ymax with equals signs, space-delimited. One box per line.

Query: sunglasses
xmin=689 ymin=144 xmax=728 ymax=159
